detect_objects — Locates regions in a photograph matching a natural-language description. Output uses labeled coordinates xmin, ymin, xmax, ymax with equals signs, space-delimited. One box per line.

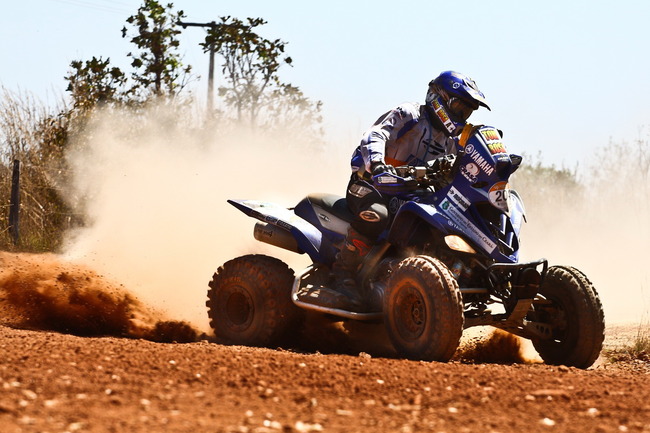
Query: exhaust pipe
xmin=253 ymin=222 xmax=301 ymax=253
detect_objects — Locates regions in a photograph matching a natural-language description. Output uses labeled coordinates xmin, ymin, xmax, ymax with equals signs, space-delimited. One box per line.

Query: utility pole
xmin=178 ymin=20 xmax=219 ymax=113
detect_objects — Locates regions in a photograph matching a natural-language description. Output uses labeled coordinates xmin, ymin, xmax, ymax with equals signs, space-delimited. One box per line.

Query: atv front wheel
xmin=530 ymin=266 xmax=605 ymax=369
xmin=206 ymin=254 xmax=301 ymax=347
xmin=384 ymin=255 xmax=464 ymax=361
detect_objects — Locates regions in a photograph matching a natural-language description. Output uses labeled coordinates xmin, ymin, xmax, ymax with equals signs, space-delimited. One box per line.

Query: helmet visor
xmin=448 ymin=97 xmax=478 ymax=122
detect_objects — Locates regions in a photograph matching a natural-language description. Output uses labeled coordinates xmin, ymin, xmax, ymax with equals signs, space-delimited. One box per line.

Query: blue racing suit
xmin=351 ymin=102 xmax=456 ymax=177
xmin=346 ymin=102 xmax=456 ymax=239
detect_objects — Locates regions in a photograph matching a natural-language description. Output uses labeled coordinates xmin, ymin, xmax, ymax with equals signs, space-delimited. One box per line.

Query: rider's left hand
xmin=371 ymin=162 xmax=396 ymax=176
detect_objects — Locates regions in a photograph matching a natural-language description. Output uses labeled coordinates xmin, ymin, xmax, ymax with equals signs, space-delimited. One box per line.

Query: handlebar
xmin=394 ymin=165 xmax=430 ymax=180
xmin=392 ymin=152 xmax=463 ymax=188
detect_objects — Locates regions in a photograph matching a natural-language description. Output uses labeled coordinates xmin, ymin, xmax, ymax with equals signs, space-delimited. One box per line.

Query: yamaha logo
xmin=389 ymin=197 xmax=405 ymax=214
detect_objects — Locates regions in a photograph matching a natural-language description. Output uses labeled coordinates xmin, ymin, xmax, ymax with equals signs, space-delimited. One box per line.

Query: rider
xmin=332 ymin=70 xmax=491 ymax=311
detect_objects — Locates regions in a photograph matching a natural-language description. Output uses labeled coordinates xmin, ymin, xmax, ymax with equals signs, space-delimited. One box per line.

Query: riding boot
xmin=330 ymin=227 xmax=372 ymax=309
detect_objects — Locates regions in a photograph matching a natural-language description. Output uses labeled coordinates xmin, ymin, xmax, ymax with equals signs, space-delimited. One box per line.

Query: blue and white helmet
xmin=425 ymin=71 xmax=490 ymax=136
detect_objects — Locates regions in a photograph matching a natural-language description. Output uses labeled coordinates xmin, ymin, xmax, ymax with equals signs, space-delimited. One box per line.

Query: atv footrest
xmin=291 ymin=265 xmax=383 ymax=321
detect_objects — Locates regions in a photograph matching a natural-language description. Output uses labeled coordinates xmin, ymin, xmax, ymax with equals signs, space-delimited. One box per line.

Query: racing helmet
xmin=425 ymin=71 xmax=490 ymax=136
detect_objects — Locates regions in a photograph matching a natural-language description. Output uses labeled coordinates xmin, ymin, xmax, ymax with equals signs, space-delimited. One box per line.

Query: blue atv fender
xmin=227 ymin=199 xmax=336 ymax=263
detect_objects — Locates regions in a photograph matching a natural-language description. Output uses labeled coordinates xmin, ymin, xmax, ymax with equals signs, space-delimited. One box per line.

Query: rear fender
xmin=228 ymin=199 xmax=336 ymax=263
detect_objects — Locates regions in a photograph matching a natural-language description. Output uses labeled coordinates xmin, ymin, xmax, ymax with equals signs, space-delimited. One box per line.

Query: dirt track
xmin=1 ymin=252 xmax=649 ymax=433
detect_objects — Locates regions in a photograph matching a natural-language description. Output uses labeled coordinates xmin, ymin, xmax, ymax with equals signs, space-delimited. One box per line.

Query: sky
xmin=2 ymin=0 xmax=650 ymax=168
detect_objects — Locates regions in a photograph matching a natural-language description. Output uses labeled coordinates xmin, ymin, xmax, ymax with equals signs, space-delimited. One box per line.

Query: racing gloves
xmin=370 ymin=162 xmax=396 ymax=176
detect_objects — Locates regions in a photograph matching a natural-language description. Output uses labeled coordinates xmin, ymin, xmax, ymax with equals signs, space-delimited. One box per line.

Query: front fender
xmin=387 ymin=201 xmax=452 ymax=247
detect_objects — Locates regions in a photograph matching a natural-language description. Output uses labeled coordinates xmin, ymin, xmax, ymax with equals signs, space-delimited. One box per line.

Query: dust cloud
xmin=0 ymin=252 xmax=197 ymax=342
xmin=5 ymin=101 xmax=643 ymax=341
xmin=456 ymin=329 xmax=541 ymax=364
xmin=60 ymin=107 xmax=352 ymax=332
xmin=514 ymin=146 xmax=650 ymax=326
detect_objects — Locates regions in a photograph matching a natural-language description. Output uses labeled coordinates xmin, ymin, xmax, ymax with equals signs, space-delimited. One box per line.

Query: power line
xmin=94 ymin=0 xmax=135 ymax=9
xmin=48 ymin=0 xmax=133 ymax=16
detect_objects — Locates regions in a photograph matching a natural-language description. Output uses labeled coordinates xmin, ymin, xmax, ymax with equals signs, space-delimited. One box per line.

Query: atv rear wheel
xmin=530 ymin=266 xmax=605 ymax=369
xmin=384 ymin=255 xmax=464 ymax=361
xmin=206 ymin=254 xmax=301 ymax=347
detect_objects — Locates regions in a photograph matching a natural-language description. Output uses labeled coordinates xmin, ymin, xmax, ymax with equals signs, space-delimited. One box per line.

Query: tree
xmin=202 ymin=16 xmax=321 ymax=129
xmin=263 ymin=83 xmax=324 ymax=147
xmin=122 ymin=0 xmax=192 ymax=101
xmin=66 ymin=1 xmax=192 ymax=107
xmin=510 ymin=152 xmax=583 ymax=221
xmin=65 ymin=57 xmax=126 ymax=113
xmin=590 ymin=128 xmax=650 ymax=210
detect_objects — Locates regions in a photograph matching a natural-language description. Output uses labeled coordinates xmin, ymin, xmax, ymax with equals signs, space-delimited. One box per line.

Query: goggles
xmin=447 ymin=97 xmax=478 ymax=122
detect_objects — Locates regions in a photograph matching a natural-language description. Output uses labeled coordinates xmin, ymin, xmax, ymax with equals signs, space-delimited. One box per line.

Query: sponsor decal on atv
xmin=447 ymin=186 xmax=470 ymax=211
xmin=489 ymin=181 xmax=511 ymax=211
xmin=441 ymin=198 xmax=497 ymax=253
xmin=487 ymin=142 xmax=506 ymax=154
xmin=460 ymin=162 xmax=479 ymax=183
xmin=376 ymin=175 xmax=399 ymax=184
xmin=479 ymin=127 xmax=500 ymax=142
xmin=478 ymin=126 xmax=508 ymax=155
xmin=389 ymin=197 xmax=407 ymax=214
xmin=360 ymin=210 xmax=381 ymax=222
xmin=464 ymin=143 xmax=495 ymax=176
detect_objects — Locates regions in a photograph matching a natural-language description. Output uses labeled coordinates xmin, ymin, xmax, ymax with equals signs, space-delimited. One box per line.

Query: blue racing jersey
xmin=351 ymin=102 xmax=456 ymax=176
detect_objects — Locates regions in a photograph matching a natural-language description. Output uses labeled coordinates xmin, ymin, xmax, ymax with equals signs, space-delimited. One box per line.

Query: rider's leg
xmin=331 ymin=226 xmax=372 ymax=302
xmin=330 ymin=178 xmax=388 ymax=308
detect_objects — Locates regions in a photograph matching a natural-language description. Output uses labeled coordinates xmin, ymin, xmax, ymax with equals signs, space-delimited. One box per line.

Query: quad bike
xmin=206 ymin=124 xmax=605 ymax=368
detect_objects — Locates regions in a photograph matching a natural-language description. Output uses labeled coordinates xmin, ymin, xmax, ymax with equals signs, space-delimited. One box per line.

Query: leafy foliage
xmin=510 ymin=152 xmax=584 ymax=221
xmin=202 ymin=17 xmax=291 ymax=124
xmin=63 ymin=0 xmax=195 ymax=154
xmin=1 ymin=2 xmax=322 ymax=251
xmin=202 ymin=15 xmax=322 ymax=139
xmin=592 ymin=129 xmax=650 ymax=207
xmin=122 ymin=0 xmax=192 ymax=101
xmin=65 ymin=57 xmax=126 ymax=113
xmin=263 ymin=83 xmax=324 ymax=148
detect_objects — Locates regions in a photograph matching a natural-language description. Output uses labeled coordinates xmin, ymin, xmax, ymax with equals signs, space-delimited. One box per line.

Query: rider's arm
xmin=357 ymin=103 xmax=419 ymax=173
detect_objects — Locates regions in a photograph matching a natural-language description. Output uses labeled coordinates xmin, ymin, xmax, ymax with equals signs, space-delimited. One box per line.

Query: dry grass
xmin=603 ymin=323 xmax=650 ymax=363
xmin=0 ymin=86 xmax=75 ymax=251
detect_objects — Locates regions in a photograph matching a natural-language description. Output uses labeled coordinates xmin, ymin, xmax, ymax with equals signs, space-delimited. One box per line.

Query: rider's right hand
xmin=371 ymin=162 xmax=396 ymax=176
xmin=426 ymin=155 xmax=457 ymax=180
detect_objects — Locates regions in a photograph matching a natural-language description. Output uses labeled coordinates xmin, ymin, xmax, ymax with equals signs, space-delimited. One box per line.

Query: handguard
xmin=372 ymin=154 xmax=462 ymax=194
xmin=372 ymin=170 xmax=419 ymax=194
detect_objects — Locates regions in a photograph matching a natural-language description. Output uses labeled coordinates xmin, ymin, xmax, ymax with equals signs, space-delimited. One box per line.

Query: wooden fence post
xmin=9 ymin=159 xmax=20 ymax=245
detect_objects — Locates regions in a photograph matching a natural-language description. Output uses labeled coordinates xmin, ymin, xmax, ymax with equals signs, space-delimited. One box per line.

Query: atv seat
xmin=303 ymin=193 xmax=355 ymax=223
xmin=295 ymin=193 xmax=388 ymax=238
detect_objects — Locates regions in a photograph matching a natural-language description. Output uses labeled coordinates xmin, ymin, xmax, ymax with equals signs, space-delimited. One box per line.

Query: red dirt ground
xmin=1 ymin=252 xmax=649 ymax=433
